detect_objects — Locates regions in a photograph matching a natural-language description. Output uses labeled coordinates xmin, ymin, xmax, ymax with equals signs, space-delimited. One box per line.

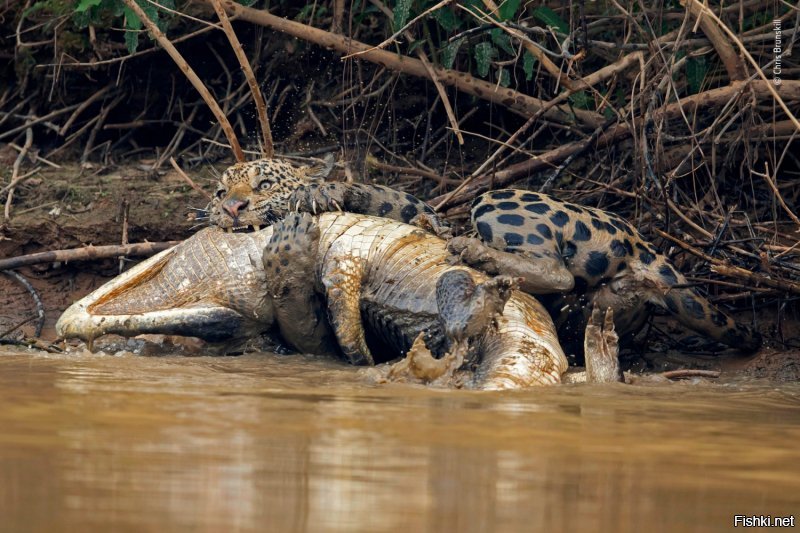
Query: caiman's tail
xmin=650 ymin=258 xmax=761 ymax=352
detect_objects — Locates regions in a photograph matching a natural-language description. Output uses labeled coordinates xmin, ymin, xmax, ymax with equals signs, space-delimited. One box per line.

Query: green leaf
xmin=497 ymin=67 xmax=510 ymax=87
xmin=490 ymin=28 xmax=514 ymax=56
xmin=532 ymin=6 xmax=568 ymax=33
xmin=474 ymin=41 xmax=496 ymax=78
xmin=523 ymin=50 xmax=536 ymax=81
xmin=460 ymin=0 xmax=483 ymax=18
xmin=569 ymin=90 xmax=593 ymax=110
xmin=75 ymin=0 xmax=103 ymax=13
xmin=686 ymin=57 xmax=707 ymax=94
xmin=393 ymin=0 xmax=412 ymax=31
xmin=123 ymin=6 xmax=142 ymax=30
xmin=441 ymin=38 xmax=464 ymax=69
xmin=122 ymin=5 xmax=143 ymax=54
xmin=408 ymin=40 xmax=425 ymax=54
xmin=124 ymin=30 xmax=139 ymax=54
xmin=433 ymin=6 xmax=461 ymax=31
xmin=497 ymin=0 xmax=520 ymax=21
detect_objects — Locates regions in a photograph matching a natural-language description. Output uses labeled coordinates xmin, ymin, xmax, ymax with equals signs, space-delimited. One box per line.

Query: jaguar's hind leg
xmin=289 ymin=182 xmax=450 ymax=237
xmin=263 ymin=213 xmax=339 ymax=356
xmin=448 ymin=236 xmax=574 ymax=294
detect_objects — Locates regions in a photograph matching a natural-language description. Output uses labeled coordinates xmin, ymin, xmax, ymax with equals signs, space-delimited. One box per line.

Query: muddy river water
xmin=1 ymin=347 xmax=798 ymax=532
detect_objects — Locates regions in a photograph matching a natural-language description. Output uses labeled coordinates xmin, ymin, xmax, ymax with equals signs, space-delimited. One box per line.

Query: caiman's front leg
xmin=263 ymin=214 xmax=340 ymax=356
xmin=320 ymin=238 xmax=374 ymax=365
xmin=289 ymin=182 xmax=451 ymax=238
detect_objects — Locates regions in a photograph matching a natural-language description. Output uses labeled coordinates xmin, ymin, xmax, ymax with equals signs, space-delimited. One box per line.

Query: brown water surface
xmin=1 ymin=347 xmax=798 ymax=532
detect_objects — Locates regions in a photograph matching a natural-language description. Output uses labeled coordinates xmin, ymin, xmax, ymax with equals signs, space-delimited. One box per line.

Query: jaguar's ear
xmin=303 ymin=152 xmax=336 ymax=182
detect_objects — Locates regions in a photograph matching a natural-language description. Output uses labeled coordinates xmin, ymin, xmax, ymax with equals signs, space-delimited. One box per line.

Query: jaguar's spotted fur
xmin=209 ymin=157 xmax=445 ymax=234
xmin=454 ymin=189 xmax=761 ymax=355
xmin=208 ymin=158 xmax=327 ymax=230
xmin=207 ymin=159 xmax=761 ymax=357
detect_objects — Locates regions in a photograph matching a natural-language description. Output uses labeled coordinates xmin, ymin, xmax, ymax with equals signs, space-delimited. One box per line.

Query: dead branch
xmin=169 ymin=157 xmax=212 ymax=200
xmin=474 ymin=0 xmax=576 ymax=90
xmin=683 ymin=0 xmax=746 ymax=81
xmin=653 ymin=228 xmax=800 ymax=296
xmin=433 ymin=80 xmax=800 ymax=209
xmin=121 ymin=0 xmax=245 ymax=161
xmin=661 ymin=369 xmax=721 ymax=380
xmin=4 ymin=124 xmax=34 ymax=220
xmin=681 ymin=0 xmax=800 ymax=132
xmin=210 ymin=0 xmax=273 ymax=157
xmin=0 ymin=241 xmax=180 ymax=271
xmin=369 ymin=0 xmax=464 ymax=145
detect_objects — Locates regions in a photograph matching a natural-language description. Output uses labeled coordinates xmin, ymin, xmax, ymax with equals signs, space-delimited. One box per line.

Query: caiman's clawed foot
xmin=447 ymin=236 xmax=574 ymax=294
xmin=584 ymin=306 xmax=623 ymax=383
xmin=435 ymin=270 xmax=516 ymax=345
xmin=410 ymin=212 xmax=452 ymax=239
xmin=385 ymin=332 xmax=468 ymax=386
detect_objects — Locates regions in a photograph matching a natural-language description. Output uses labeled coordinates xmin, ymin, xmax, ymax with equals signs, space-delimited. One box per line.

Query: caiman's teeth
xmin=226 ymin=227 xmax=232 ymax=233
xmin=253 ymin=225 xmax=261 ymax=231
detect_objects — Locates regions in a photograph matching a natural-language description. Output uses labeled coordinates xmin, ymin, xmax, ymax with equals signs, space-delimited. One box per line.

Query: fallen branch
xmin=169 ymin=157 xmax=212 ymax=200
xmin=661 ymin=369 xmax=721 ymax=380
xmin=0 ymin=241 xmax=180 ymax=271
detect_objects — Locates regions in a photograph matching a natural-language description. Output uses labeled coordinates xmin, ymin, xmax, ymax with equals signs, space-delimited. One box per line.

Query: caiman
xmin=57 ymin=213 xmax=567 ymax=390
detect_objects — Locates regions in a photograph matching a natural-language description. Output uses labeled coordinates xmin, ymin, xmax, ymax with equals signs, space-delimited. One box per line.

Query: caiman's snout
xmin=223 ymin=197 xmax=249 ymax=219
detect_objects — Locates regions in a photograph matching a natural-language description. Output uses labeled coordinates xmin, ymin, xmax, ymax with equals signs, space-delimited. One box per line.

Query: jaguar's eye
xmin=258 ymin=180 xmax=273 ymax=191
xmin=215 ymin=188 xmax=226 ymax=199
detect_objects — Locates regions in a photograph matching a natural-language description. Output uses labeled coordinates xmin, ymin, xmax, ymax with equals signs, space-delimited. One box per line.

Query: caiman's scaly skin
xmin=57 ymin=213 xmax=567 ymax=390
xmin=56 ymin=229 xmax=276 ymax=350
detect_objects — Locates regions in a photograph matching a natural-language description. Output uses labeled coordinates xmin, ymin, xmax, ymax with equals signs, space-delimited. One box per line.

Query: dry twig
xmin=210 ymin=0 xmax=273 ymax=157
xmin=121 ymin=0 xmax=245 ymax=161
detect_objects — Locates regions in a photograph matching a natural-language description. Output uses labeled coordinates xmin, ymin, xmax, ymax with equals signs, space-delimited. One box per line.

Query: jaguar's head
xmin=208 ymin=158 xmax=326 ymax=231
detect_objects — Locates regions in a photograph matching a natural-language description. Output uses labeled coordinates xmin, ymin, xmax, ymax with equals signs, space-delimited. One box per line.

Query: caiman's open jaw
xmin=56 ymin=227 xmax=275 ymax=350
